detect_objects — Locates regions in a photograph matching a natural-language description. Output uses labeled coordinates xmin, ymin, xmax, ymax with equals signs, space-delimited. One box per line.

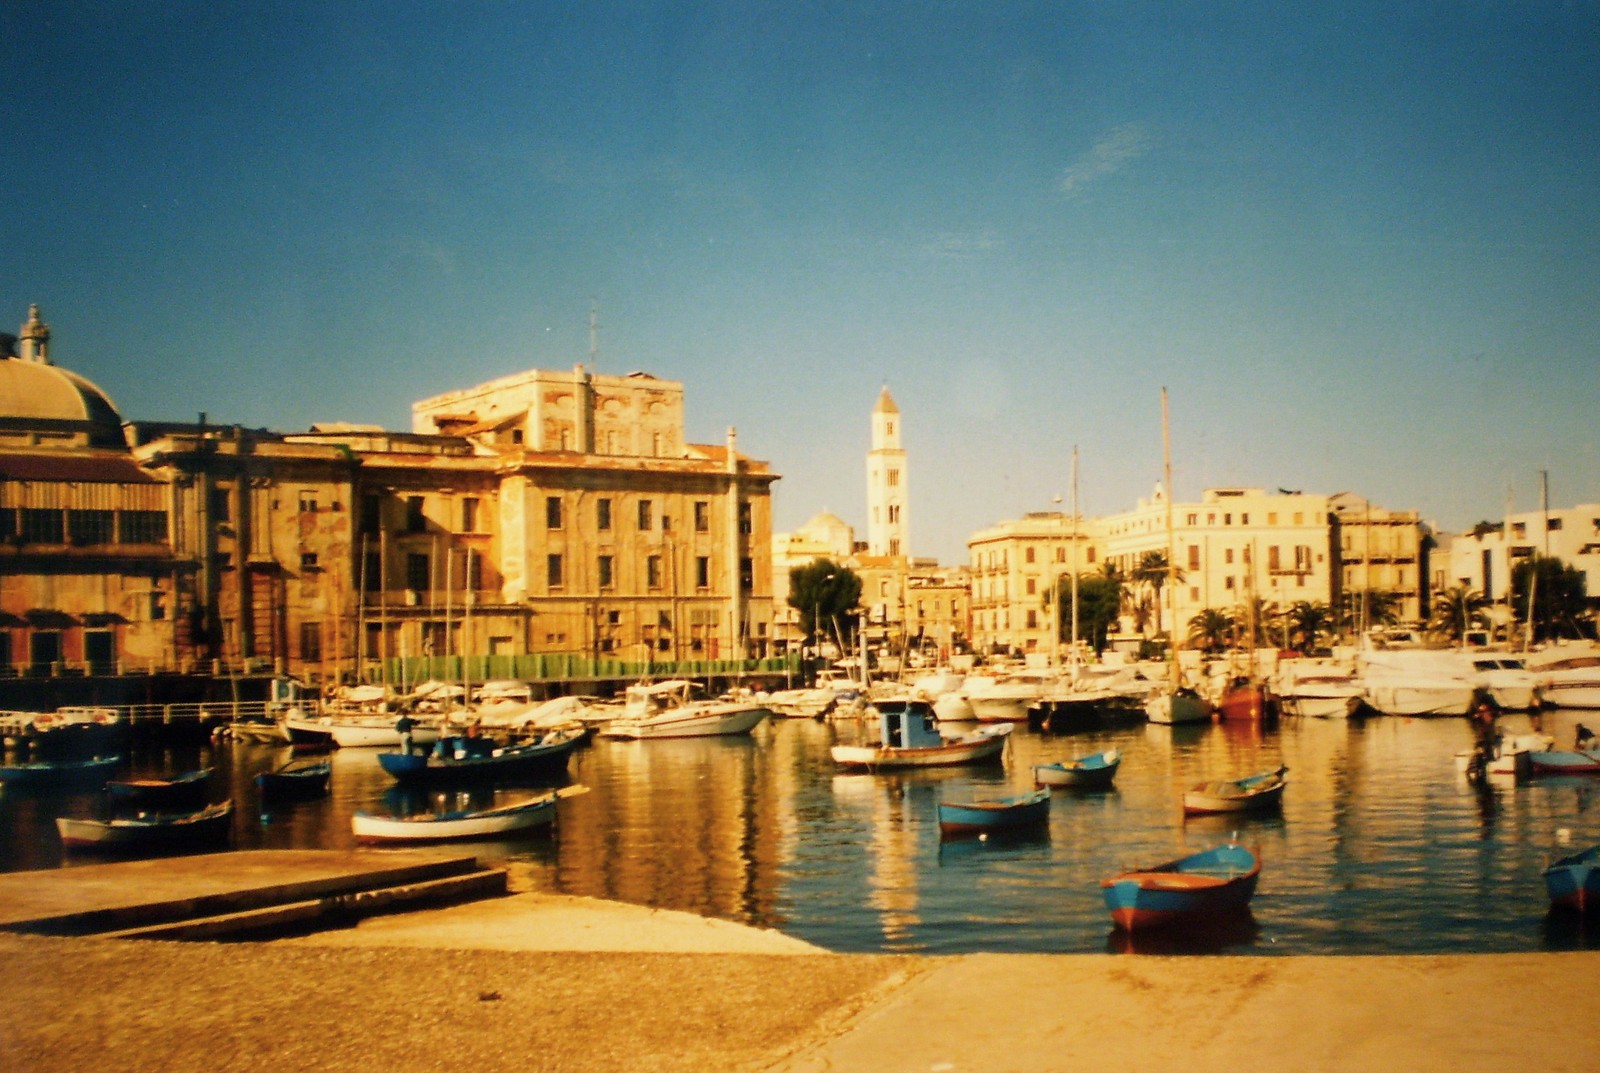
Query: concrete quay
xmin=2 ymin=852 xmax=1596 ymax=1073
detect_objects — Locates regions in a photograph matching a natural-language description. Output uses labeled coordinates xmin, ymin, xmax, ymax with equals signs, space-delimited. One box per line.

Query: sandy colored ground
xmin=6 ymin=882 xmax=1600 ymax=1073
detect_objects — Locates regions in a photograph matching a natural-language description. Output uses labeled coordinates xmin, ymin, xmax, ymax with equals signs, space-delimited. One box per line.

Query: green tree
xmin=1133 ymin=550 xmax=1183 ymax=637
xmin=1511 ymin=555 xmax=1589 ymax=641
xmin=1284 ymin=600 xmax=1335 ymax=653
xmin=1187 ymin=608 xmax=1234 ymax=654
xmin=1055 ymin=573 xmax=1122 ymax=655
xmin=787 ymin=559 xmax=862 ymax=647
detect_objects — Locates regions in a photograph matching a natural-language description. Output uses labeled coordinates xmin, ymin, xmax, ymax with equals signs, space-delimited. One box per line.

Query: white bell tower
xmin=866 ymin=386 xmax=909 ymax=558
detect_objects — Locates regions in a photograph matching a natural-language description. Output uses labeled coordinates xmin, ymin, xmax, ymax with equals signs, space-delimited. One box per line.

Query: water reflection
xmin=6 ymin=709 xmax=1600 ymax=955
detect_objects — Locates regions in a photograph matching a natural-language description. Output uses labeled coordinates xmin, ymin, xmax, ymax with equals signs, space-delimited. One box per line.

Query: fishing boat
xmin=255 ymin=757 xmax=332 ymax=800
xmin=1527 ymin=748 xmax=1600 ymax=776
xmin=351 ymin=786 xmax=586 ymax=844
xmin=1182 ymin=765 xmax=1288 ymax=816
xmin=0 ymin=754 xmax=123 ymax=790
xmin=1146 ymin=688 xmax=1213 ymax=725
xmin=830 ymin=699 xmax=1012 ymax=770
xmin=597 ymin=680 xmax=770 ymax=739
xmin=937 ymin=788 xmax=1051 ymax=838
xmin=55 ymin=800 xmax=234 ymax=852
xmin=227 ymin=714 xmax=291 ymax=744
xmin=377 ymin=726 xmax=585 ymax=785
xmin=1033 ymin=748 xmax=1121 ymax=790
xmin=1100 ymin=841 xmax=1262 ymax=931
xmin=106 ymin=768 xmax=212 ymax=811
xmin=1544 ymin=841 xmax=1600 ymax=913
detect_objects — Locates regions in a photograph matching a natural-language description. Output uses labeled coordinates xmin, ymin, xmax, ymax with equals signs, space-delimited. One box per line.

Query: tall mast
xmin=1162 ymin=388 xmax=1177 ymax=687
xmin=1070 ymin=445 xmax=1080 ymax=672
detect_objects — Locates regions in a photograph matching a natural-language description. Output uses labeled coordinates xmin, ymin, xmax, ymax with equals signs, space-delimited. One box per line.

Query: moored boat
xmin=377 ymin=726 xmax=585 ymax=784
xmin=937 ymin=787 xmax=1051 ymax=838
xmin=1033 ymin=748 xmax=1121 ymax=790
xmin=351 ymin=786 xmax=586 ymax=844
xmin=55 ymin=799 xmax=234 ymax=852
xmin=1145 ymin=688 xmax=1212 ymax=725
xmin=830 ymin=699 xmax=1011 ymax=770
xmin=0 ymin=754 xmax=123 ymax=790
xmin=255 ymin=757 xmax=332 ymax=800
xmin=1100 ymin=841 xmax=1261 ymax=931
xmin=1528 ymin=748 xmax=1600 ymax=776
xmin=106 ymin=768 xmax=212 ymax=811
xmin=597 ymin=680 xmax=769 ymax=740
xmin=1182 ymin=765 xmax=1288 ymax=816
xmin=1544 ymin=842 xmax=1600 ymax=913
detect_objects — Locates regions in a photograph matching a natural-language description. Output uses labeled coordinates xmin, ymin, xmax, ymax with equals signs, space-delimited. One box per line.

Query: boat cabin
xmin=874 ymin=700 xmax=944 ymax=749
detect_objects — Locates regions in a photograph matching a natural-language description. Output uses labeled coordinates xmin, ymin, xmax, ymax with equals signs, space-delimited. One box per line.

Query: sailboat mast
xmin=1162 ymin=388 xmax=1178 ymax=688
xmin=1070 ymin=445 xmax=1080 ymax=670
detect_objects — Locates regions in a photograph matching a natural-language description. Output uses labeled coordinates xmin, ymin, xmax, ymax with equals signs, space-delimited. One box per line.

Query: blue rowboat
xmin=352 ymin=785 xmax=587 ymax=844
xmin=0 ymin=754 xmax=123 ymax=790
xmin=1034 ymin=748 xmax=1121 ymax=790
xmin=1545 ymin=842 xmax=1600 ymax=913
xmin=937 ymin=787 xmax=1051 ymax=838
xmin=1100 ymin=842 xmax=1261 ymax=932
xmin=377 ymin=726 xmax=584 ymax=785
xmin=106 ymin=768 xmax=212 ymax=811
xmin=255 ymin=757 xmax=331 ymax=800
xmin=1528 ymin=750 xmax=1600 ymax=776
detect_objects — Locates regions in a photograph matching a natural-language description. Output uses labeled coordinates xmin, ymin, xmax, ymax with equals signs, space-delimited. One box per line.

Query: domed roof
xmin=0 ymin=305 xmax=125 ymax=446
xmin=0 ymin=360 xmax=122 ymax=426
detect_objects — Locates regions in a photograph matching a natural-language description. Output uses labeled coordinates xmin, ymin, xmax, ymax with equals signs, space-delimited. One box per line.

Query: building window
xmin=598 ymin=554 xmax=614 ymax=589
xmin=360 ymin=494 xmax=381 ymax=534
xmin=68 ymin=510 xmax=115 ymax=545
xmin=597 ymin=498 xmax=612 ymax=531
xmin=406 ymin=496 xmax=425 ymax=532
xmin=1025 ymin=547 xmax=1035 ymax=564
xmin=887 ymin=468 xmax=900 ymax=487
xmin=406 ymin=553 xmax=430 ymax=593
xmin=1225 ymin=576 xmax=1236 ymax=590
xmin=1268 ymin=545 xmax=1281 ymax=571
xmin=547 ymin=553 xmax=563 ymax=588
xmin=740 ymin=557 xmax=753 ymax=591
xmin=739 ymin=501 xmax=752 ymax=535
xmin=638 ymin=500 xmax=653 ymax=531
xmin=1026 ymin=578 xmax=1036 ymax=595
xmin=118 ymin=510 xmax=166 ymax=544
xmin=888 ymin=504 xmax=900 ymax=524
xmin=210 ymin=487 xmax=231 ymax=522
xmin=300 ymin=552 xmax=319 ymax=571
xmin=889 ymin=538 xmax=900 ymax=556
xmin=546 ymin=496 xmax=563 ymax=529
xmin=21 ymin=508 xmax=63 ymax=543
xmin=1187 ymin=545 xmax=1200 ymax=570
xmin=1549 ymin=518 xmax=1563 ymax=531
xmin=1026 ymin=610 xmax=1038 ymax=629
xmin=696 ymin=556 xmax=710 ymax=589
xmin=647 ymin=555 xmax=662 ymax=589
xmin=461 ymin=497 xmax=479 ymax=533
xmin=362 ymin=550 xmax=382 ymax=592
xmin=694 ymin=501 xmax=710 ymax=532
xmin=300 ymin=622 xmax=321 ymax=663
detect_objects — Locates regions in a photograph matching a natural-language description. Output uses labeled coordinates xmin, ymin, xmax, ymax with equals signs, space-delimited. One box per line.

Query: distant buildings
xmin=0 ymin=305 xmax=778 ymax=681
xmin=1439 ymin=503 xmax=1600 ymax=606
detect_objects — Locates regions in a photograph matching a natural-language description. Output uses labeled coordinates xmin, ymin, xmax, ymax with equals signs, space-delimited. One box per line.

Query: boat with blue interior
xmin=830 ymin=698 xmax=1011 ymax=770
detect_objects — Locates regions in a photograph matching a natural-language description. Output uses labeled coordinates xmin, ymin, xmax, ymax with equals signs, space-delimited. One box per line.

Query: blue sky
xmin=5 ymin=2 xmax=1598 ymax=564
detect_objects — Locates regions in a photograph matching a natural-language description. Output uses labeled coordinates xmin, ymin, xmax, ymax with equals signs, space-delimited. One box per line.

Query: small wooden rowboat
xmin=1033 ymin=748 xmax=1121 ymax=790
xmin=351 ymin=785 xmax=588 ymax=844
xmin=255 ymin=757 xmax=332 ymax=800
xmin=0 ymin=754 xmax=123 ymax=790
xmin=937 ymin=788 xmax=1051 ymax=838
xmin=1100 ymin=841 xmax=1261 ymax=931
xmin=106 ymin=768 xmax=212 ymax=811
xmin=1545 ymin=842 xmax=1600 ymax=913
xmin=1182 ymin=765 xmax=1288 ymax=816
xmin=831 ymin=700 xmax=1012 ymax=770
xmin=1528 ymin=749 xmax=1600 ymax=776
xmin=55 ymin=800 xmax=234 ymax=852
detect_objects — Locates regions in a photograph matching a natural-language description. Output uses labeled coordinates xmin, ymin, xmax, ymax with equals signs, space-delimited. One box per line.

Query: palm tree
xmin=1133 ymin=551 xmax=1183 ymax=638
xmin=1429 ymin=586 xmax=1486 ymax=643
xmin=1285 ymin=600 xmax=1334 ymax=654
xmin=1187 ymin=608 xmax=1233 ymax=654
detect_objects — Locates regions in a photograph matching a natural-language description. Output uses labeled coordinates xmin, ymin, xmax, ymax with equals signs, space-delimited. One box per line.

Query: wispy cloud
xmin=1058 ymin=122 xmax=1152 ymax=200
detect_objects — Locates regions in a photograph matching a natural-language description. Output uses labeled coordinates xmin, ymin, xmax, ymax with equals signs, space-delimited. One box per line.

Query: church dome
xmin=0 ymin=305 xmax=126 ymax=446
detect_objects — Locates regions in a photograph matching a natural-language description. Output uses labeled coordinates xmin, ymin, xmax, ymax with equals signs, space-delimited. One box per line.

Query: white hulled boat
xmin=597 ymin=680 xmax=769 ymax=740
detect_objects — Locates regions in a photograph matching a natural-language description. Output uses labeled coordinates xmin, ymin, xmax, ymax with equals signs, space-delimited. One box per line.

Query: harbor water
xmin=4 ymin=708 xmax=1598 ymax=955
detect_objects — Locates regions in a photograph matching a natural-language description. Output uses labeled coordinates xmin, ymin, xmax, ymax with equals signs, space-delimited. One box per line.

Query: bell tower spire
xmin=866 ymin=385 xmax=909 ymax=558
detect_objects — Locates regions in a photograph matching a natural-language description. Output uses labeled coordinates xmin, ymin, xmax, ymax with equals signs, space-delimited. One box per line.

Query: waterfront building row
xmin=0 ymin=305 xmax=778 ymax=683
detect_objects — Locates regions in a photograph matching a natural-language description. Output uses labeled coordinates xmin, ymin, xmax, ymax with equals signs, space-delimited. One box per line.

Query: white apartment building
xmin=1440 ymin=503 xmax=1600 ymax=608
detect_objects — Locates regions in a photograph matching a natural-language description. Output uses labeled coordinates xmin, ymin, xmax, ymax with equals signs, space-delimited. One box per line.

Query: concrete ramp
xmin=0 ymin=849 xmax=507 ymax=939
